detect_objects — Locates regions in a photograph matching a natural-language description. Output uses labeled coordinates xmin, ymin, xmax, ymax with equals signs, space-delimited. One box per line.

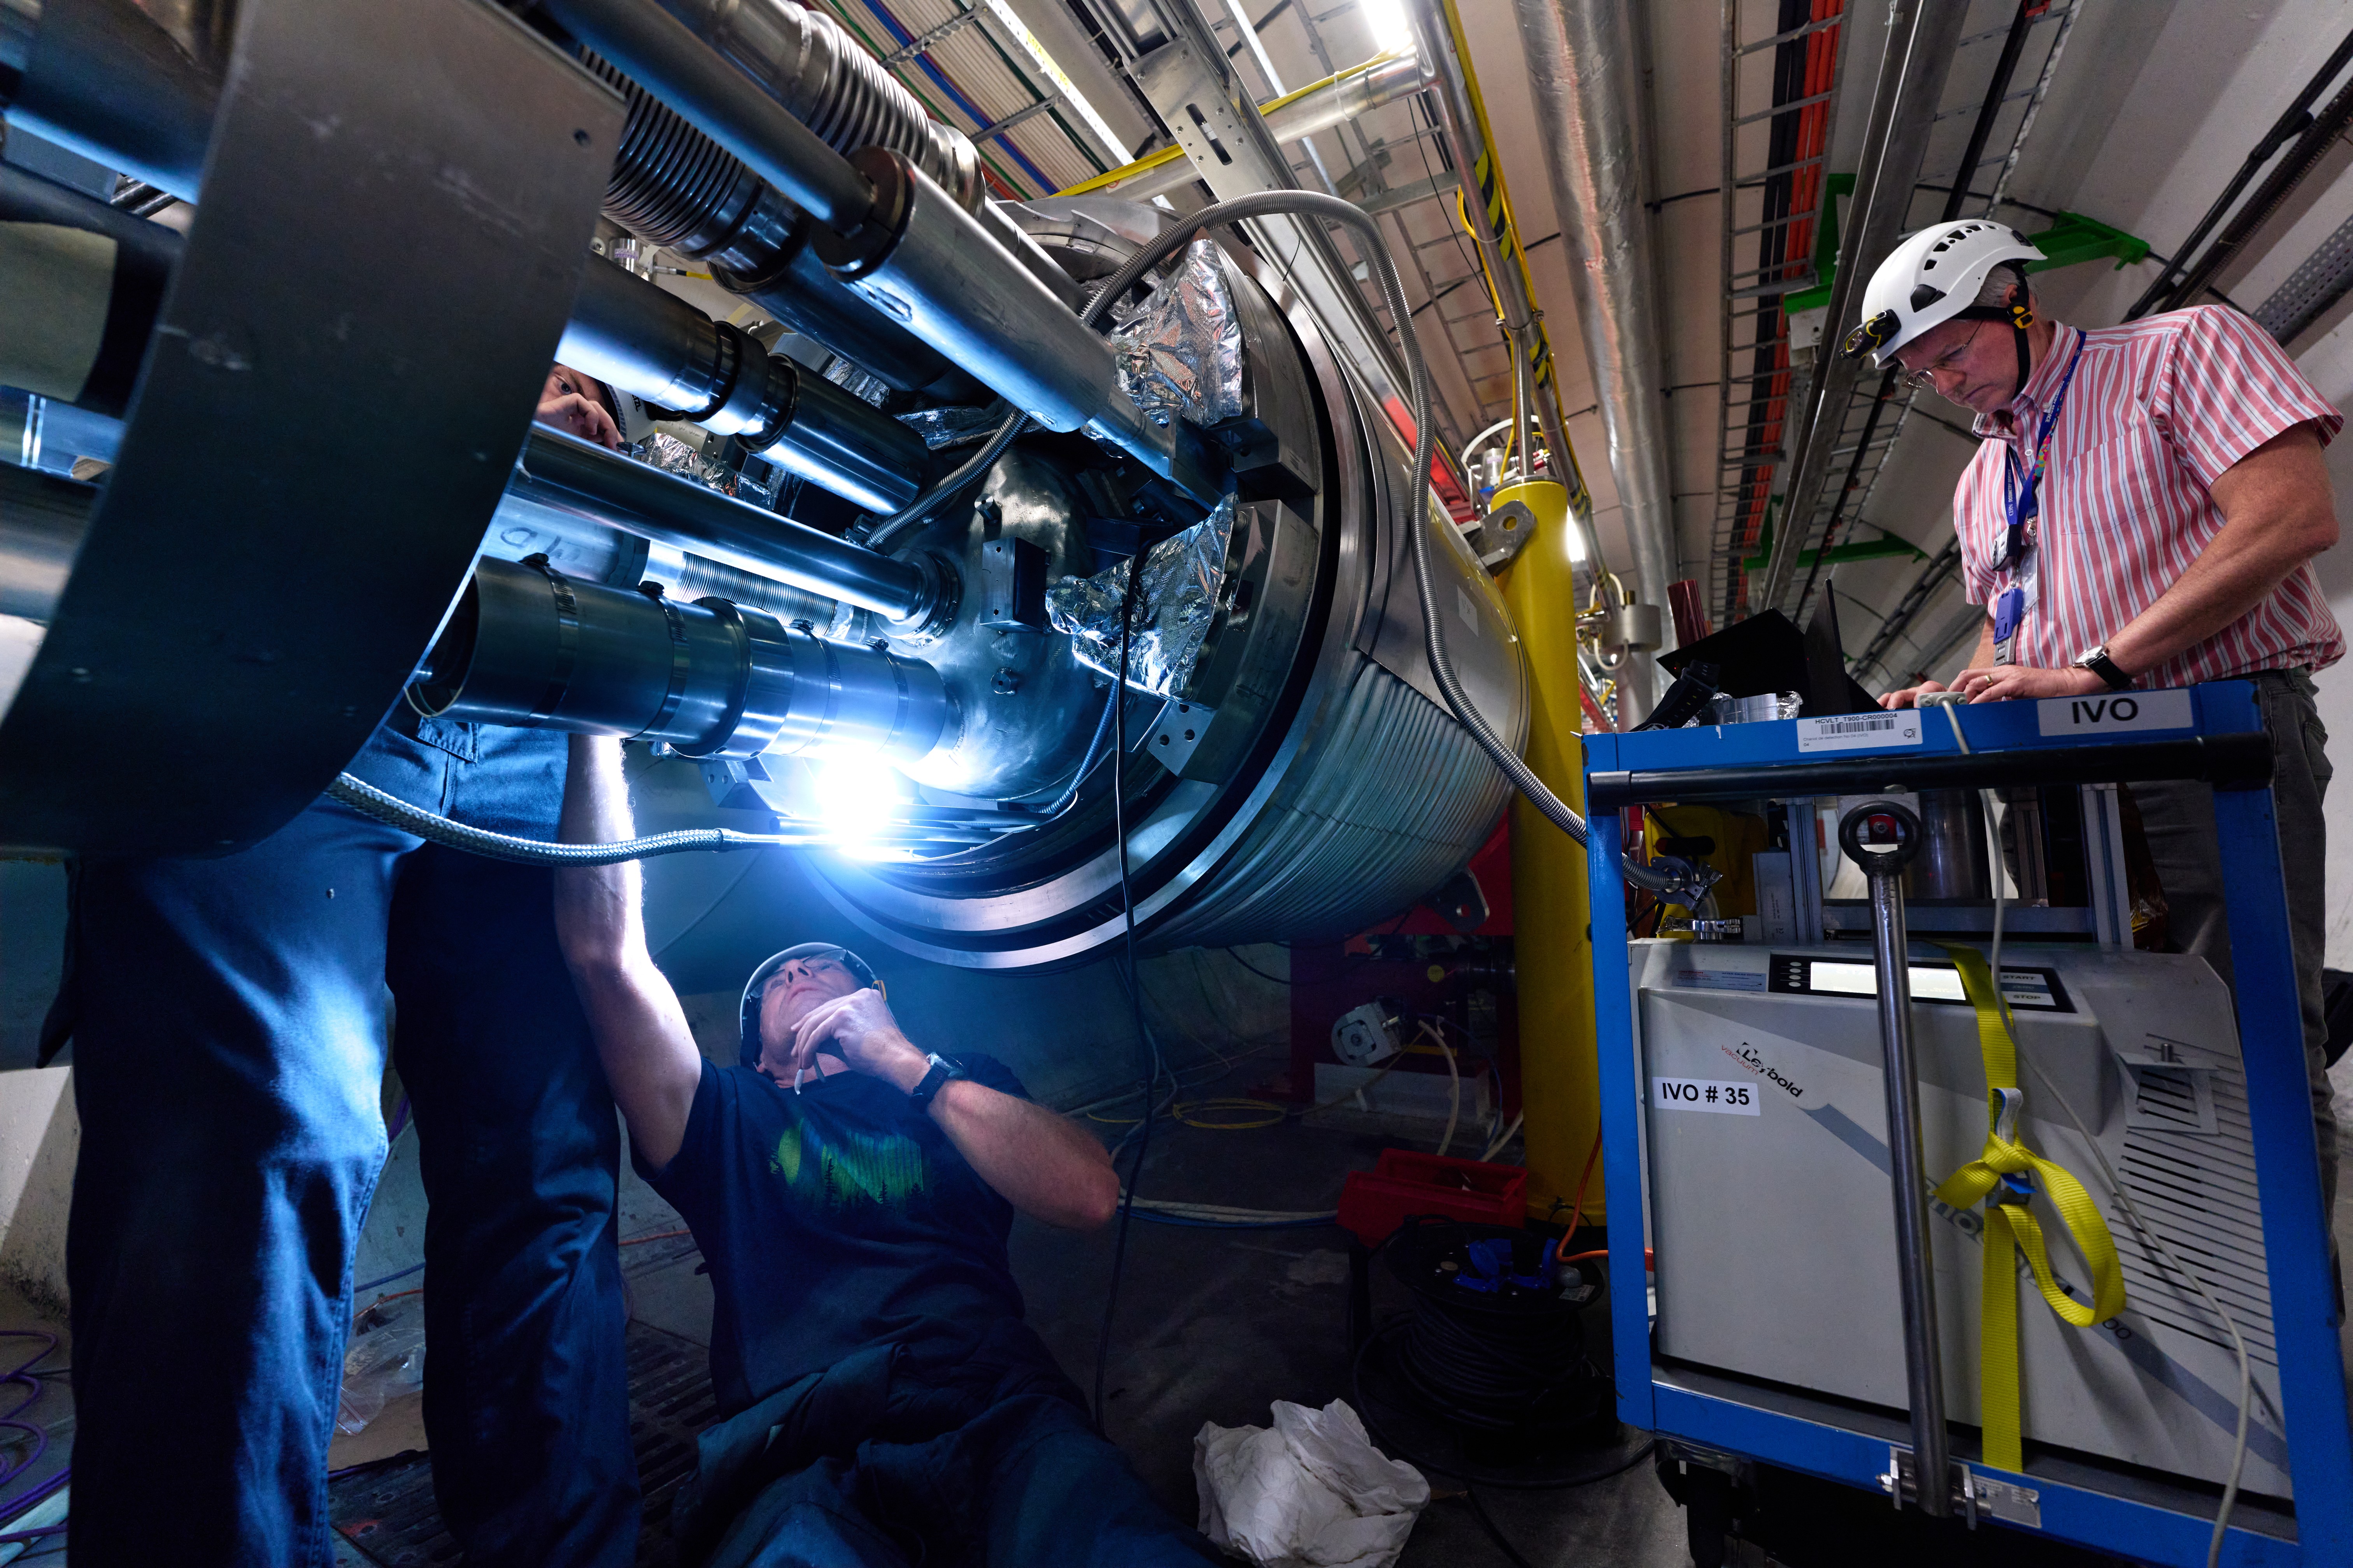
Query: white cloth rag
xmin=1193 ymin=1398 xmax=1428 ymax=1568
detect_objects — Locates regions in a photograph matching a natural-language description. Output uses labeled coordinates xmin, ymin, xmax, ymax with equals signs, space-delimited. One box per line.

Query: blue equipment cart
xmin=1581 ymin=682 xmax=2351 ymax=1565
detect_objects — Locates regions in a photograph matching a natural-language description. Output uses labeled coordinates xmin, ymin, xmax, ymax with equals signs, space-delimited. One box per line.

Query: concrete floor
xmin=1007 ymin=1105 xmax=1692 ymax=1568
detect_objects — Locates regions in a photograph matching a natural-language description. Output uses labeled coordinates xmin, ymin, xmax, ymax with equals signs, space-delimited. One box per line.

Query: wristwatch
xmin=2071 ymin=645 xmax=2134 ymax=692
xmin=907 ymin=1052 xmax=963 ymax=1110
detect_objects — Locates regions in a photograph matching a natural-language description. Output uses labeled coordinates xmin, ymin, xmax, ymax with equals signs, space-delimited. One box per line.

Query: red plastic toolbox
xmin=1337 ymin=1150 xmax=1528 ymax=1247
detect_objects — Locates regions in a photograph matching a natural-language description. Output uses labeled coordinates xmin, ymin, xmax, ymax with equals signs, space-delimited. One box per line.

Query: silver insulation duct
xmin=1512 ymin=0 xmax=1678 ymax=716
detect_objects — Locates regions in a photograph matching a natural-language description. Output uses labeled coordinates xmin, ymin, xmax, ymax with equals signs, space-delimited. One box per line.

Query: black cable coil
xmin=1383 ymin=1216 xmax=1604 ymax=1436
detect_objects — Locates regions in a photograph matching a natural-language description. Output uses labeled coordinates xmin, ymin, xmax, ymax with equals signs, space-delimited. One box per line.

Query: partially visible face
xmin=1891 ymin=317 xmax=2015 ymax=416
xmin=543 ymin=364 xmax=616 ymax=420
xmin=757 ymin=955 xmax=863 ymax=1058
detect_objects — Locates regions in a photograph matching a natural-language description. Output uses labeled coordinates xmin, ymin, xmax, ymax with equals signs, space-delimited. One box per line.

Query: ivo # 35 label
xmin=1652 ymin=1077 xmax=1761 ymax=1116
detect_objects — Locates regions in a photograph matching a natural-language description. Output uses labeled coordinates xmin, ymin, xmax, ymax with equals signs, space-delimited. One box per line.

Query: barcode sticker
xmin=1794 ymin=713 xmax=1922 ymax=753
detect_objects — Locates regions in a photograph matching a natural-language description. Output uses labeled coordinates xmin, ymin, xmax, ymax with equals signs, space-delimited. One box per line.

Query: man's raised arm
xmin=554 ymin=735 xmax=703 ymax=1169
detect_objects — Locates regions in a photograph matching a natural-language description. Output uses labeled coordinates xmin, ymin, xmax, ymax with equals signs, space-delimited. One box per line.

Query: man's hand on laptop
xmin=785 ymin=988 xmax=933 ymax=1095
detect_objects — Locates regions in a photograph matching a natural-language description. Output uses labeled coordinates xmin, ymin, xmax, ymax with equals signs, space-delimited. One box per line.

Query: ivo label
xmin=2036 ymin=687 xmax=2193 ymax=737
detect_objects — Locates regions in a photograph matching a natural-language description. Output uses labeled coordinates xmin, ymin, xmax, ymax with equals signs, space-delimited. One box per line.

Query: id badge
xmin=1992 ymin=586 xmax=2023 ymax=666
xmin=1990 ymin=551 xmax=2037 ymax=667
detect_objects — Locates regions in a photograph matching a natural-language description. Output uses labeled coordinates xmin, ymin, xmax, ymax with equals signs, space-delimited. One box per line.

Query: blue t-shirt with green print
xmin=637 ymin=1054 xmax=1053 ymax=1418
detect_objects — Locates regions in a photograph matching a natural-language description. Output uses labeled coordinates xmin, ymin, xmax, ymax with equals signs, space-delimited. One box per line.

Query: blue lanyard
xmin=1997 ymin=334 xmax=2085 ymax=568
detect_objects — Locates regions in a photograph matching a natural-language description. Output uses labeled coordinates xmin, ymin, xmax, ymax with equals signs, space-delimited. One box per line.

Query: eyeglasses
xmin=1899 ymin=322 xmax=1986 ymax=392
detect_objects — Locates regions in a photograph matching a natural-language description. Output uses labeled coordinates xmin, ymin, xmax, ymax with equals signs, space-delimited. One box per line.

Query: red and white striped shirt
xmin=1952 ymin=307 xmax=2344 ymax=685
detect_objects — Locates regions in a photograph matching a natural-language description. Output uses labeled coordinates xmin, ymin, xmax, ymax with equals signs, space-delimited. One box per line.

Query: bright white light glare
xmin=1361 ymin=0 xmax=1417 ymax=56
xmin=1811 ymin=961 xmax=1966 ymax=1002
xmin=1566 ymin=522 xmax=1590 ymax=565
xmin=808 ymin=755 xmax=908 ymax=854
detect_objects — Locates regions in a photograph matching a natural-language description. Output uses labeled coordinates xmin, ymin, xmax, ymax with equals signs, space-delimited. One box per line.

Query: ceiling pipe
xmin=1510 ymin=0 xmax=1678 ymax=721
xmin=1406 ymin=6 xmax=1576 ymax=524
xmin=1752 ymin=0 xmax=1967 ymax=617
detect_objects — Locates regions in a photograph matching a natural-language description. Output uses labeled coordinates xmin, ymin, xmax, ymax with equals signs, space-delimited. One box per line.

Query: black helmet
xmin=738 ymin=943 xmax=880 ymax=1067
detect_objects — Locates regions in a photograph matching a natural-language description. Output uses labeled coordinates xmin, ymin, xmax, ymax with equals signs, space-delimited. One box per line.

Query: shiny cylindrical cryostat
xmin=414 ymin=555 xmax=951 ymax=761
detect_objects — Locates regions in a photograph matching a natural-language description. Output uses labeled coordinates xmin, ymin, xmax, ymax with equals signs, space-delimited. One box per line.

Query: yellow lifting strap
xmin=1929 ymin=943 xmax=2126 ymax=1473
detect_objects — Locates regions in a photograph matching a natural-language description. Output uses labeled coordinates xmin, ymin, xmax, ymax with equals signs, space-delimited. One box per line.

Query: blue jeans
xmin=49 ymin=714 xmax=640 ymax=1566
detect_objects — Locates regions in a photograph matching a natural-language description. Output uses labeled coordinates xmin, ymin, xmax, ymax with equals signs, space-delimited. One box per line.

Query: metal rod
xmin=1866 ymin=855 xmax=1950 ymax=1518
xmin=1753 ymin=0 xmax=1968 ymax=615
xmin=2147 ymin=68 xmax=2353 ymax=318
xmin=1941 ymin=2 xmax=2032 ymax=224
xmin=540 ymin=0 xmax=876 ymax=231
xmin=558 ymin=253 xmax=934 ymax=512
xmin=2123 ymin=23 xmax=2353 ymax=318
xmin=512 ymin=426 xmax=935 ymax=622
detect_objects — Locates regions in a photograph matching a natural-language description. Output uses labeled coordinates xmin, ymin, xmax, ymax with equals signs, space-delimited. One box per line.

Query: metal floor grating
xmin=330 ymin=1319 xmax=719 ymax=1567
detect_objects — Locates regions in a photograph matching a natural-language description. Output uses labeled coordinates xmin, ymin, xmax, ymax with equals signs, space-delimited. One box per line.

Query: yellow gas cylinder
xmin=1493 ymin=479 xmax=1603 ymax=1223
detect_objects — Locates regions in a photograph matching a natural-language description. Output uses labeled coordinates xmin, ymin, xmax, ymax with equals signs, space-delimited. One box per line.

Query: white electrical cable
xmin=1932 ymin=697 xmax=2250 ymax=1566
xmin=1480 ymin=1110 xmax=1525 ymax=1164
xmin=2019 ymin=1039 xmax=2252 ymax=1568
xmin=1423 ymin=1022 xmax=1462 ymax=1159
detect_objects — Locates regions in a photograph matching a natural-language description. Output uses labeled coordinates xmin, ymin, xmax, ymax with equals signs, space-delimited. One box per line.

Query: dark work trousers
xmin=2132 ymin=670 xmax=2336 ymax=1220
xmin=713 ymin=1397 xmax=1226 ymax=1568
xmin=47 ymin=714 xmax=640 ymax=1567
xmin=680 ymin=1334 xmax=1224 ymax=1568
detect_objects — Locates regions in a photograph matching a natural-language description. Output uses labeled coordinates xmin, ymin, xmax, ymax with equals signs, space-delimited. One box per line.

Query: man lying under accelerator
xmin=550 ymin=733 xmax=1224 ymax=1566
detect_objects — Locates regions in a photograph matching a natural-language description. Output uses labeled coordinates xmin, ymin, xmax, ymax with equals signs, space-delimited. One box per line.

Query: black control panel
xmin=1767 ymin=953 xmax=2072 ymax=1013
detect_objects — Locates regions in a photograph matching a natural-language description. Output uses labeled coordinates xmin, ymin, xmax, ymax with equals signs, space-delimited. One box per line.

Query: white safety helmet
xmin=1840 ymin=220 xmax=2046 ymax=374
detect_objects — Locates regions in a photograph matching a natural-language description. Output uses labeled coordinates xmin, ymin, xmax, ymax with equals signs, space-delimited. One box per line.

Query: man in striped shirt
xmin=1858 ymin=222 xmax=2343 ymax=1213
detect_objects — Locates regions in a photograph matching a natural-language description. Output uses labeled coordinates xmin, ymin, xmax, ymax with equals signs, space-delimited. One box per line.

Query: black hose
xmin=861 ymin=408 xmax=1030 ymax=553
xmin=1043 ymin=684 xmax=1120 ymax=818
xmin=1351 ymin=1315 xmax=1657 ymax=1490
xmin=1464 ymin=1487 xmax=1539 ymax=1568
xmin=865 ymin=239 xmax=1158 ymax=554
xmin=1092 ymin=552 xmax=1154 ymax=1437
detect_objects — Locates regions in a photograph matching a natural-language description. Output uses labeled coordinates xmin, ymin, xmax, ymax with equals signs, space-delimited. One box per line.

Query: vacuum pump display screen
xmin=1809 ymin=960 xmax=1966 ymax=1001
xmin=1765 ymin=953 xmax=2071 ymax=1011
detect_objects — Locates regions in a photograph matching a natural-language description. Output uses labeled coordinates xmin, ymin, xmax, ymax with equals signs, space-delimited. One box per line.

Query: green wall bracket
xmin=1778 ymin=175 xmax=2150 ymax=317
xmin=2021 ymin=210 xmax=2152 ymax=273
xmin=1741 ymin=504 xmax=1927 ymax=573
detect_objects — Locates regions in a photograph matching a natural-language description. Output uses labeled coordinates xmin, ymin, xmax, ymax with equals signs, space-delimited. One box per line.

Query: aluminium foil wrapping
xmin=896 ymin=403 xmax=1011 ymax=450
xmin=1111 ymin=238 xmax=1244 ymax=429
xmin=631 ymin=431 xmax=778 ymax=507
xmin=634 ymin=431 xmax=729 ymax=489
xmin=1046 ymin=494 xmax=1237 ymax=698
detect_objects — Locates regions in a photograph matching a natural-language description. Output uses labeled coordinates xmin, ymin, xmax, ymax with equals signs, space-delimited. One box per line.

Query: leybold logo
xmin=2036 ymin=688 xmax=2192 ymax=737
